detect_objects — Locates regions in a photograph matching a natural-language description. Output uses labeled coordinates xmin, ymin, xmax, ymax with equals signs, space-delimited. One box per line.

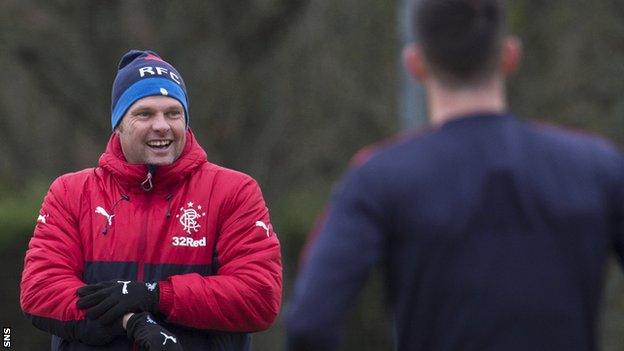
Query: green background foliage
xmin=1 ymin=1 xmax=622 ymax=350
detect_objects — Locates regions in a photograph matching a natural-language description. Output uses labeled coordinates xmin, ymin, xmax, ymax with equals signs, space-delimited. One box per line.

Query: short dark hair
xmin=413 ymin=0 xmax=506 ymax=87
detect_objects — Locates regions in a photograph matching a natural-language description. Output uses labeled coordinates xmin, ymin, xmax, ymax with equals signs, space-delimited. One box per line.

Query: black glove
xmin=77 ymin=280 xmax=159 ymax=325
xmin=126 ymin=312 xmax=183 ymax=351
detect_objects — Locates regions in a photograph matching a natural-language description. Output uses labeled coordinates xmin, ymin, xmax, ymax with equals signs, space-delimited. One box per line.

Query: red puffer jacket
xmin=20 ymin=130 xmax=282 ymax=350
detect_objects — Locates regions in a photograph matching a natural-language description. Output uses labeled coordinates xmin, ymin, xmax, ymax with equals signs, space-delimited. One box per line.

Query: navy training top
xmin=286 ymin=113 xmax=624 ymax=351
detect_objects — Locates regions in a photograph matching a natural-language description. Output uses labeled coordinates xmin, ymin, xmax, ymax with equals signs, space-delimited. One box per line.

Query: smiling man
xmin=117 ymin=95 xmax=186 ymax=166
xmin=20 ymin=50 xmax=282 ymax=351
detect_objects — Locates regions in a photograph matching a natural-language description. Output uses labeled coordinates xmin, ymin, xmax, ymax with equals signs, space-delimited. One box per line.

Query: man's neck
xmin=427 ymin=78 xmax=507 ymax=126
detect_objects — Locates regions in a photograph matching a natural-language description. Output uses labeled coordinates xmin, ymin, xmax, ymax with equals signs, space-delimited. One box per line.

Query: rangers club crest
xmin=176 ymin=202 xmax=205 ymax=235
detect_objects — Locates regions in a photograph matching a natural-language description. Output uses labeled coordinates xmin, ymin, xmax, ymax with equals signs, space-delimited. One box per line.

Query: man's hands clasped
xmin=77 ymin=280 xmax=159 ymax=325
xmin=77 ymin=281 xmax=182 ymax=349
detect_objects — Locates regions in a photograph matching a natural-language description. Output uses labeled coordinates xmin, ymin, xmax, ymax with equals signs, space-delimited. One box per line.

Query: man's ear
xmin=403 ymin=44 xmax=427 ymax=82
xmin=501 ymin=35 xmax=522 ymax=76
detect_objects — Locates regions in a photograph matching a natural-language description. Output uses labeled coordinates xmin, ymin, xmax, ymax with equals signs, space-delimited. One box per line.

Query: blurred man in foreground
xmin=20 ymin=50 xmax=282 ymax=350
xmin=286 ymin=0 xmax=624 ymax=350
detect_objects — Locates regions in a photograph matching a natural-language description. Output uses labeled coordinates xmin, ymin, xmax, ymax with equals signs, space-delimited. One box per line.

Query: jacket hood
xmin=98 ymin=129 xmax=207 ymax=193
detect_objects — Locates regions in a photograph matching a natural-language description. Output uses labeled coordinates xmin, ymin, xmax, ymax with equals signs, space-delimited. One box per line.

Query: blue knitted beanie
xmin=111 ymin=50 xmax=189 ymax=130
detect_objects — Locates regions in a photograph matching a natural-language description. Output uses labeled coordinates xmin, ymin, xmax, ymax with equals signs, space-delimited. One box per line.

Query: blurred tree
xmin=508 ymin=0 xmax=624 ymax=145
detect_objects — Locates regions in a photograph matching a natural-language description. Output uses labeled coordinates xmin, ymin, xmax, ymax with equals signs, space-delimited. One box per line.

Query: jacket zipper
xmin=138 ymin=165 xmax=157 ymax=283
xmin=132 ymin=192 xmax=150 ymax=351
xmin=137 ymin=193 xmax=150 ymax=282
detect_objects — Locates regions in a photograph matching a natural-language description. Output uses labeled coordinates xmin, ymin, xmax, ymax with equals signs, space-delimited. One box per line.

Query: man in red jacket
xmin=20 ymin=50 xmax=282 ymax=350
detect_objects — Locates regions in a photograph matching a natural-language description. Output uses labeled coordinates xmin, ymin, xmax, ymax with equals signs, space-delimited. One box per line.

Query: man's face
xmin=116 ymin=95 xmax=186 ymax=165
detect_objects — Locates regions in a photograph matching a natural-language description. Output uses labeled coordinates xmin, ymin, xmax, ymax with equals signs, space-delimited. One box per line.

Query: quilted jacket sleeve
xmin=158 ymin=176 xmax=282 ymax=331
xmin=20 ymin=176 xmax=122 ymax=345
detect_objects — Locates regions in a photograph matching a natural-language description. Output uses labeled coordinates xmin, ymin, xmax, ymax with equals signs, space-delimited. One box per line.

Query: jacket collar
xmin=98 ymin=129 xmax=207 ymax=193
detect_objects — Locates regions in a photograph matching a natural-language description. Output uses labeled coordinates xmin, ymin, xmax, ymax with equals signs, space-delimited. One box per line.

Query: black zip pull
xmin=100 ymin=194 xmax=130 ymax=235
xmin=165 ymin=193 xmax=173 ymax=218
